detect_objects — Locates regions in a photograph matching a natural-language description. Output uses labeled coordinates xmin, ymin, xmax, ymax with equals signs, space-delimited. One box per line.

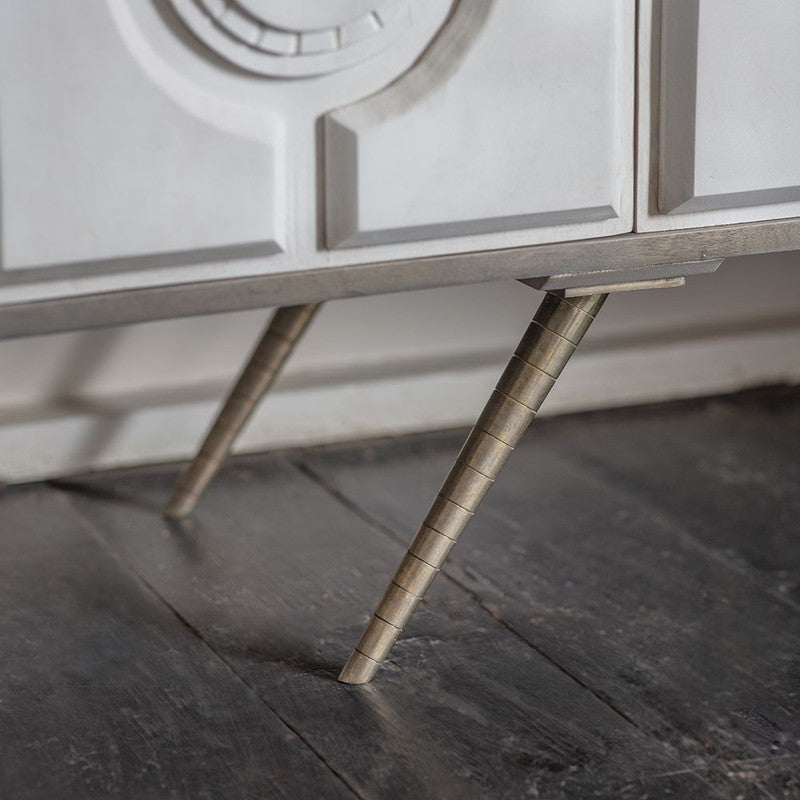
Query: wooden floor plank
xmin=58 ymin=459 xmax=713 ymax=800
xmin=0 ymin=484 xmax=355 ymax=800
xmin=544 ymin=388 xmax=800 ymax=603
xmin=302 ymin=389 xmax=800 ymax=799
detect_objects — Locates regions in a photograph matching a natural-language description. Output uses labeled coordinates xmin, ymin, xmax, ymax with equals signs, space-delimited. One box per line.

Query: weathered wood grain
xmin=58 ymin=458 xmax=712 ymax=800
xmin=303 ymin=388 xmax=800 ymax=799
xmin=548 ymin=388 xmax=800 ymax=604
xmin=0 ymin=485 xmax=355 ymax=799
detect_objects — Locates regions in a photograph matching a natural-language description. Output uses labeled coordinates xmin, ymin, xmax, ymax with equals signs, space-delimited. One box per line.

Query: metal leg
xmin=163 ymin=303 xmax=321 ymax=519
xmin=339 ymin=292 xmax=607 ymax=684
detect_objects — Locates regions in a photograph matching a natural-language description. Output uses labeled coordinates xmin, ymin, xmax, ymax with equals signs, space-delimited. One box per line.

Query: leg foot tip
xmin=161 ymin=505 xmax=187 ymax=521
xmin=162 ymin=494 xmax=195 ymax=521
xmin=338 ymin=650 xmax=381 ymax=684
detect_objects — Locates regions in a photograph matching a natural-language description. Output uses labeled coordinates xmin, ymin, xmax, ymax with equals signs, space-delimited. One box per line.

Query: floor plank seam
xmin=291 ymin=459 xmax=725 ymax=796
xmin=52 ymin=485 xmax=367 ymax=800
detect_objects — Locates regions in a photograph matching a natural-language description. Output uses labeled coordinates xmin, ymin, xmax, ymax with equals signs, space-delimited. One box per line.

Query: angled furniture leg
xmin=163 ymin=303 xmax=321 ymax=520
xmin=339 ymin=291 xmax=607 ymax=684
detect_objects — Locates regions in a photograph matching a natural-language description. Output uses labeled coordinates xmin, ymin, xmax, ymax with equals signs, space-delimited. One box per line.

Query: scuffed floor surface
xmin=1 ymin=387 xmax=799 ymax=799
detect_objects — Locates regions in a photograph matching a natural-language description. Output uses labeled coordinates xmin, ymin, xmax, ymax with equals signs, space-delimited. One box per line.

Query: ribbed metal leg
xmin=339 ymin=292 xmax=607 ymax=684
xmin=163 ymin=303 xmax=321 ymax=520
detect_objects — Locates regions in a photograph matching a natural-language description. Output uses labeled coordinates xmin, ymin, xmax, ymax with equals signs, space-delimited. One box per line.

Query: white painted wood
xmin=637 ymin=0 xmax=800 ymax=232
xmin=0 ymin=0 xmax=451 ymax=290
xmin=0 ymin=253 xmax=797 ymax=483
xmin=0 ymin=0 xmax=634 ymax=316
xmin=0 ymin=2 xmax=281 ymax=272
xmin=325 ymin=1 xmax=633 ymax=248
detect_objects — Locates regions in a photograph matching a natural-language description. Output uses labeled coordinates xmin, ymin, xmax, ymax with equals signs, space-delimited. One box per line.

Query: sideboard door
xmin=638 ymin=0 xmax=800 ymax=231
xmin=0 ymin=0 xmax=635 ymax=320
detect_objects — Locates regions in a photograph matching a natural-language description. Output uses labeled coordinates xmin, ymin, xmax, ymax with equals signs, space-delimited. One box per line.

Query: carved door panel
xmin=637 ymin=0 xmax=800 ymax=231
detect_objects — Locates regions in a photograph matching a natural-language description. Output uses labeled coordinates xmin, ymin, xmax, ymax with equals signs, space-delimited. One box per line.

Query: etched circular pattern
xmin=169 ymin=0 xmax=412 ymax=78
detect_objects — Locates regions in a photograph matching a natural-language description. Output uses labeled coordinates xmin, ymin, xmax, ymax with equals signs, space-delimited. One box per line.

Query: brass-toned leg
xmin=339 ymin=292 xmax=607 ymax=684
xmin=163 ymin=303 xmax=321 ymax=519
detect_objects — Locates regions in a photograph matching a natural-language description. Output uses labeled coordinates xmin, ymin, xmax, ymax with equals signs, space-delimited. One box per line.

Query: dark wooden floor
xmin=2 ymin=387 xmax=799 ymax=799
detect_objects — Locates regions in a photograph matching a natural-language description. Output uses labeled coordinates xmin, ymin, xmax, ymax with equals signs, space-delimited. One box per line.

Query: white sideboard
xmin=0 ymin=0 xmax=798 ymax=338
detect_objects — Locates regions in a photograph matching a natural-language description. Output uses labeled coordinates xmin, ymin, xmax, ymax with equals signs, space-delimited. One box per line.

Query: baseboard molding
xmin=1 ymin=324 xmax=799 ymax=484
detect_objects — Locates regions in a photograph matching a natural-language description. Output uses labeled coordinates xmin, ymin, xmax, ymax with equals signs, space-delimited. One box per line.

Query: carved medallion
xmin=169 ymin=0 xmax=411 ymax=78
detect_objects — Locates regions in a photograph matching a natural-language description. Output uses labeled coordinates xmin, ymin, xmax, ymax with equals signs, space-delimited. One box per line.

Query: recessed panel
xmin=325 ymin=1 xmax=632 ymax=249
xmin=0 ymin=1 xmax=281 ymax=273
xmin=642 ymin=0 xmax=800 ymax=230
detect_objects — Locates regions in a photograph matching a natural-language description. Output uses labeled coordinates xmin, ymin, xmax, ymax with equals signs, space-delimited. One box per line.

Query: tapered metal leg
xmin=163 ymin=303 xmax=321 ymax=520
xmin=339 ymin=292 xmax=607 ymax=684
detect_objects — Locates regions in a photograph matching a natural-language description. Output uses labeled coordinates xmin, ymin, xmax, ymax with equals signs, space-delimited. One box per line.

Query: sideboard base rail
xmin=0 ymin=217 xmax=797 ymax=340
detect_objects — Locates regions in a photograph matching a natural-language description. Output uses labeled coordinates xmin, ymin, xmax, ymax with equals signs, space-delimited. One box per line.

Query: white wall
xmin=0 ymin=251 xmax=798 ymax=484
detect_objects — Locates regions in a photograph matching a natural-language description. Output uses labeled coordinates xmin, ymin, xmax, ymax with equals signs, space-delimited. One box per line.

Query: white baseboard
xmin=2 ymin=322 xmax=798 ymax=485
